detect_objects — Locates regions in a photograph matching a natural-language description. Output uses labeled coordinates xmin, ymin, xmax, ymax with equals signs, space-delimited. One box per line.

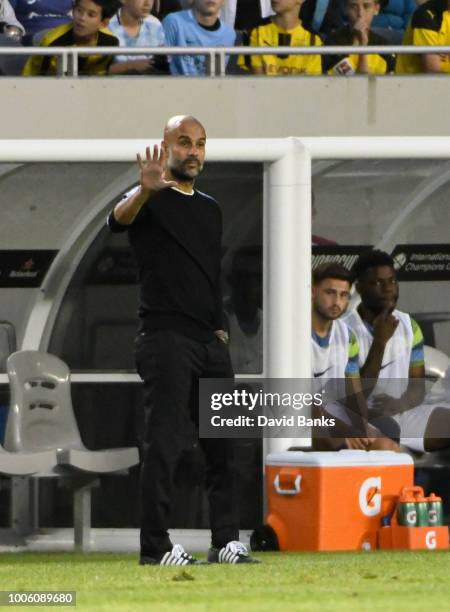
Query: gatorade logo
xmin=406 ymin=510 xmax=417 ymax=525
xmin=359 ymin=477 xmax=381 ymax=517
xmin=429 ymin=510 xmax=438 ymax=525
xmin=426 ymin=531 xmax=437 ymax=550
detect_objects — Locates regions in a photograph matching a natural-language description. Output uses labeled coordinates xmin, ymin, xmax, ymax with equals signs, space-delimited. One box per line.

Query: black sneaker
xmin=140 ymin=544 xmax=205 ymax=566
xmin=208 ymin=541 xmax=261 ymax=564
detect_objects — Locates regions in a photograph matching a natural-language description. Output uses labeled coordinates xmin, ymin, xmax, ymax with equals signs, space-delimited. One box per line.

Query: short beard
xmin=314 ymin=303 xmax=342 ymax=322
xmin=168 ymin=158 xmax=203 ymax=182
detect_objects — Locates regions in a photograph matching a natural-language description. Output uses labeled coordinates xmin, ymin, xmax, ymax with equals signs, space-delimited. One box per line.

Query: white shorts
xmin=393 ymin=402 xmax=450 ymax=453
xmin=324 ymin=401 xmax=450 ymax=453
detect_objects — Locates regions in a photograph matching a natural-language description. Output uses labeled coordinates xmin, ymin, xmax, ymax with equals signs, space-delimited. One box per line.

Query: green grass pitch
xmin=0 ymin=551 xmax=449 ymax=611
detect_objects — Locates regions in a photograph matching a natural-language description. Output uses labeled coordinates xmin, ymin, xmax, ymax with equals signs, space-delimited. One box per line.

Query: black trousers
xmin=135 ymin=329 xmax=238 ymax=556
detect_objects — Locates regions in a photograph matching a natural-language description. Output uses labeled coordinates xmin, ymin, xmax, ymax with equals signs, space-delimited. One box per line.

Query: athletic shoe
xmin=140 ymin=544 xmax=205 ymax=566
xmin=208 ymin=540 xmax=261 ymax=564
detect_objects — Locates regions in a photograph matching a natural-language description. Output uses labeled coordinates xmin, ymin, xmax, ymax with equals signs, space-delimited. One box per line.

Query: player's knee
xmin=369 ymin=437 xmax=400 ymax=452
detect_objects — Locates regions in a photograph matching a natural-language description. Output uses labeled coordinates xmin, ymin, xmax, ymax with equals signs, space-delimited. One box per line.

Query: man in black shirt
xmin=108 ymin=115 xmax=258 ymax=566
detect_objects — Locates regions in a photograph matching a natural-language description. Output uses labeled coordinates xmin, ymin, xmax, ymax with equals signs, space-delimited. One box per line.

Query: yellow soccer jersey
xmin=241 ymin=18 xmax=322 ymax=75
xmin=396 ymin=0 xmax=450 ymax=73
xmin=324 ymin=27 xmax=395 ymax=75
xmin=23 ymin=23 xmax=119 ymax=76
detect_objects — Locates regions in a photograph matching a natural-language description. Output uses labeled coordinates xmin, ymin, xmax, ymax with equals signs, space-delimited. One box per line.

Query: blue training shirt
xmin=162 ymin=9 xmax=236 ymax=75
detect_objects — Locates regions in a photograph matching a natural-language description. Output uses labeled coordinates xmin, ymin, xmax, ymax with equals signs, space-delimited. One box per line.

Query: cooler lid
xmin=266 ymin=450 xmax=414 ymax=467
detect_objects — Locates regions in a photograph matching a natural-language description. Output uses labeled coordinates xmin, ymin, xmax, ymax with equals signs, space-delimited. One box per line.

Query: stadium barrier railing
xmin=1 ymin=45 xmax=450 ymax=76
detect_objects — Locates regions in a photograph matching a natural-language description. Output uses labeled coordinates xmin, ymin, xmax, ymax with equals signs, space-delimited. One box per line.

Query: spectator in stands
xmin=162 ymin=0 xmax=236 ymax=75
xmin=241 ymin=0 xmax=322 ymax=75
xmin=23 ymin=0 xmax=120 ymax=76
xmin=311 ymin=263 xmax=400 ymax=450
xmin=345 ymin=249 xmax=450 ymax=452
xmin=108 ymin=0 xmax=168 ymax=74
xmin=221 ymin=0 xmax=274 ymax=30
xmin=396 ymin=0 xmax=450 ymax=73
xmin=10 ymin=0 xmax=72 ymax=45
xmin=372 ymin=0 xmax=417 ymax=32
xmin=224 ymin=246 xmax=263 ymax=374
xmin=323 ymin=0 xmax=396 ymax=74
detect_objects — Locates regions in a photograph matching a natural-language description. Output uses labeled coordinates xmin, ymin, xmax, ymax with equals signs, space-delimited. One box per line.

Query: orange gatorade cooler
xmin=265 ymin=450 xmax=414 ymax=551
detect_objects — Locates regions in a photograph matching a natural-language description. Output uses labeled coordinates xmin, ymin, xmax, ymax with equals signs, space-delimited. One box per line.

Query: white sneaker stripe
xmin=157 ymin=544 xmax=199 ymax=566
xmin=215 ymin=542 xmax=253 ymax=564
xmin=161 ymin=552 xmax=170 ymax=565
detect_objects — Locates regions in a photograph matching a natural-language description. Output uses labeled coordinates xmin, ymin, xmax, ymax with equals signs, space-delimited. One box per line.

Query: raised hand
xmin=352 ymin=16 xmax=370 ymax=46
xmin=372 ymin=309 xmax=399 ymax=345
xmin=137 ymin=144 xmax=177 ymax=195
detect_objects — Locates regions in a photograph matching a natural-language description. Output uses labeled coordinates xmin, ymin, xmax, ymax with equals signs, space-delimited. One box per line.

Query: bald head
xmin=162 ymin=115 xmax=207 ymax=185
xmin=163 ymin=115 xmax=206 ymax=143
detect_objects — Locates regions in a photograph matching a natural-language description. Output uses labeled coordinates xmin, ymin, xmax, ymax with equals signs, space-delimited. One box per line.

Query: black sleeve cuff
xmin=107 ymin=210 xmax=129 ymax=233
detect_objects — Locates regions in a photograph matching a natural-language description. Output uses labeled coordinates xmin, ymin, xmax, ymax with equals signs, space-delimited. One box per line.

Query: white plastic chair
xmin=4 ymin=350 xmax=140 ymax=550
xmin=424 ymin=345 xmax=450 ymax=380
xmin=0 ymin=444 xmax=56 ymax=475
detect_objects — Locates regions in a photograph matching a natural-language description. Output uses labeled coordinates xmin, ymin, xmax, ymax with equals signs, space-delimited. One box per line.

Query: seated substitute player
xmin=396 ymin=0 xmax=450 ymax=73
xmin=240 ymin=0 xmax=323 ymax=75
xmin=323 ymin=0 xmax=395 ymax=74
xmin=23 ymin=0 xmax=120 ymax=76
xmin=311 ymin=263 xmax=400 ymax=451
xmin=162 ymin=0 xmax=237 ymax=75
xmin=345 ymin=249 xmax=450 ymax=453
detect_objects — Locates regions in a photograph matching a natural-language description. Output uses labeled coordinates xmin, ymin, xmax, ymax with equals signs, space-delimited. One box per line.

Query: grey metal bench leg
xmin=73 ymin=480 xmax=99 ymax=552
xmin=10 ymin=477 xmax=33 ymax=536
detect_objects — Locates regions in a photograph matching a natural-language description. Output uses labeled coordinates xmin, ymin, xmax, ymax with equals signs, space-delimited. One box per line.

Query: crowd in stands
xmin=1 ymin=0 xmax=450 ymax=75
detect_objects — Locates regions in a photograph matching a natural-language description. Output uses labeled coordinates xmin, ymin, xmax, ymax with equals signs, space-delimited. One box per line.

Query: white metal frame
xmin=1 ymin=137 xmax=450 ymax=451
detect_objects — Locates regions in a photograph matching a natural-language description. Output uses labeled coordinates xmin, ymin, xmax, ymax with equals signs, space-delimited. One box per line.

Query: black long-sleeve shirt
xmin=107 ymin=186 xmax=224 ymax=342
